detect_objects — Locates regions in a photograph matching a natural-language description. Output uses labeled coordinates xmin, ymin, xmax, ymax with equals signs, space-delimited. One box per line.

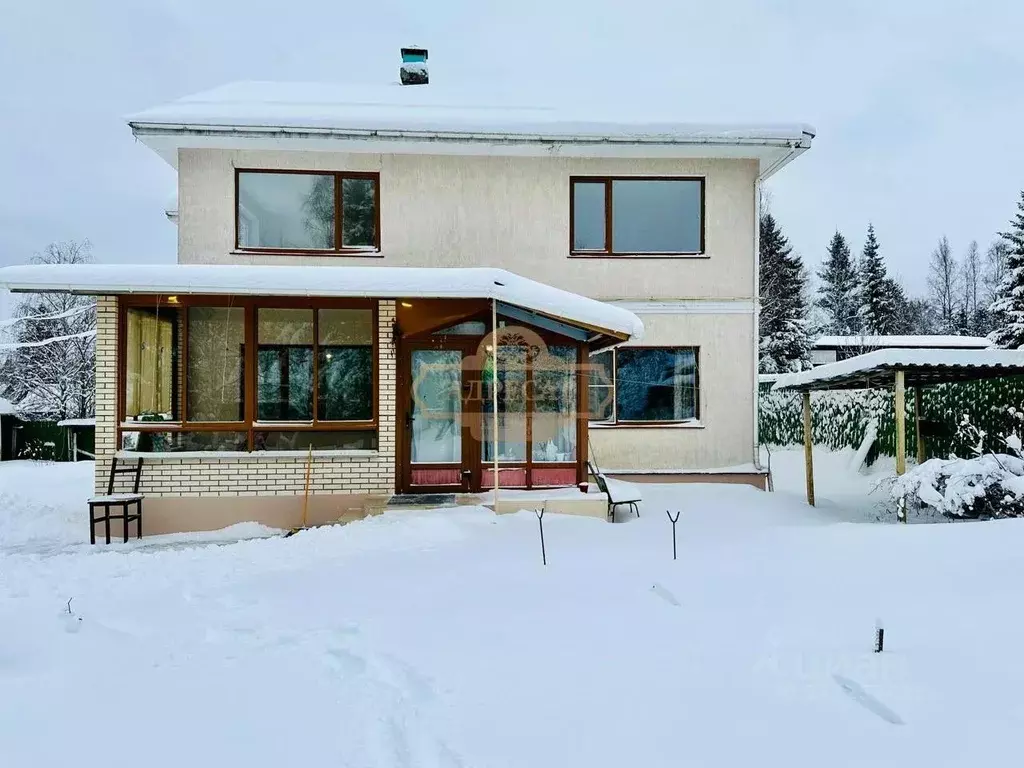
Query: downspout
xmin=753 ymin=138 xmax=809 ymax=471
xmin=752 ymin=176 xmax=761 ymax=470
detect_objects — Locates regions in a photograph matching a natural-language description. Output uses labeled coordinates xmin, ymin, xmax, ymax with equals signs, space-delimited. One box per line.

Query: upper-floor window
xmin=570 ymin=177 xmax=704 ymax=256
xmin=236 ymin=170 xmax=379 ymax=254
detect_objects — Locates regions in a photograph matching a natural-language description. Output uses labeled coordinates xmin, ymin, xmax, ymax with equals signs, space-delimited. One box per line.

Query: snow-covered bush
xmin=891 ymin=424 xmax=1024 ymax=518
xmin=892 ymin=454 xmax=1024 ymax=518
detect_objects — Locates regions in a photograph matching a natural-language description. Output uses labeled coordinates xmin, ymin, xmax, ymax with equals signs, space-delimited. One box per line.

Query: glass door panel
xmin=408 ymin=349 xmax=464 ymax=488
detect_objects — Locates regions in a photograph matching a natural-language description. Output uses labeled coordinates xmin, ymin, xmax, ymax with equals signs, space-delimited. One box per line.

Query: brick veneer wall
xmin=94 ymin=297 xmax=397 ymax=498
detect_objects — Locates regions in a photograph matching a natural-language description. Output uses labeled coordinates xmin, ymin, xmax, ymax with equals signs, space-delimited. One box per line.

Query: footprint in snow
xmin=650 ymin=582 xmax=681 ymax=607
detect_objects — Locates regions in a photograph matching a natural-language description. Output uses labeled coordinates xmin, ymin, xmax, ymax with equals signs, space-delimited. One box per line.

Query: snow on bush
xmin=892 ymin=454 xmax=1024 ymax=519
xmin=892 ymin=418 xmax=1024 ymax=518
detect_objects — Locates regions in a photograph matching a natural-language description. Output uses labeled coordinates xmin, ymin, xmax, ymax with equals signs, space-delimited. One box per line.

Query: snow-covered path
xmin=2 ymin=461 xmax=1023 ymax=766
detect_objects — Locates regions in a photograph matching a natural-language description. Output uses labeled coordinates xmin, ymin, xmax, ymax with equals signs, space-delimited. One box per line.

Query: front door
xmin=400 ymin=342 xmax=479 ymax=493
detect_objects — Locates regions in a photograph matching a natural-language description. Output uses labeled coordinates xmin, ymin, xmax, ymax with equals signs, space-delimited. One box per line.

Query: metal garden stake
xmin=874 ymin=619 xmax=885 ymax=653
xmin=666 ymin=510 xmax=681 ymax=560
xmin=535 ymin=507 xmax=547 ymax=566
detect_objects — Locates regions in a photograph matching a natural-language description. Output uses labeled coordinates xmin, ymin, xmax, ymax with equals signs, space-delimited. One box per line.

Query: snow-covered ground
xmin=770 ymin=447 xmax=898 ymax=523
xmin=2 ymin=456 xmax=1022 ymax=766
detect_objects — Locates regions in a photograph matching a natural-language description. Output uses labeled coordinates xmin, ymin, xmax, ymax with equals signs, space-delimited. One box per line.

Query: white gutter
xmin=129 ymin=121 xmax=814 ymax=151
xmin=758 ymin=133 xmax=814 ymax=180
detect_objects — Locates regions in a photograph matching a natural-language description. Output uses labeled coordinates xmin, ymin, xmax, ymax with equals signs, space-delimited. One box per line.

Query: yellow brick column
xmin=376 ymin=300 xmax=397 ymax=492
xmin=93 ymin=296 xmax=118 ymax=494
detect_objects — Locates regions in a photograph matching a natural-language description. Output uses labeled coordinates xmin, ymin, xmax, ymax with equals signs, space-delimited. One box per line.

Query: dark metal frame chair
xmin=587 ymin=460 xmax=642 ymax=522
xmin=89 ymin=457 xmax=144 ymax=544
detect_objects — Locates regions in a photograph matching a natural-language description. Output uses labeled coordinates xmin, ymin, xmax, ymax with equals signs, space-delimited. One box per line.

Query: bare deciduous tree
xmin=962 ymin=240 xmax=981 ymax=325
xmin=928 ymin=236 xmax=961 ymax=334
xmin=984 ymin=239 xmax=1011 ymax=306
xmin=0 ymin=240 xmax=96 ymax=419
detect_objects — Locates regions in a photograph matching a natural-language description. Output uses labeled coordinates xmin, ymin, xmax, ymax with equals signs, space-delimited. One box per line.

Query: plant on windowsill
xmin=134 ymin=412 xmax=173 ymax=452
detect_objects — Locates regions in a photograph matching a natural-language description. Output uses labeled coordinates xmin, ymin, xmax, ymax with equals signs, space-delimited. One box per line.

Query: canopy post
xmin=491 ymin=298 xmax=499 ymax=509
xmin=802 ymin=391 xmax=815 ymax=506
xmin=894 ymin=369 xmax=907 ymax=476
xmin=914 ymin=386 xmax=925 ymax=465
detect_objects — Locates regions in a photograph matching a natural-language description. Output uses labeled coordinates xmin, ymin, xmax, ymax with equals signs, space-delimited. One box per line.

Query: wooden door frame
xmin=396 ymin=337 xmax=480 ymax=494
xmin=395 ymin=321 xmax=589 ymax=494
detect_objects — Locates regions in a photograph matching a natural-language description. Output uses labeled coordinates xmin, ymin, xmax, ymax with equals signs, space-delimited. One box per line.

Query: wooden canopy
xmin=772 ymin=349 xmax=1024 ymax=514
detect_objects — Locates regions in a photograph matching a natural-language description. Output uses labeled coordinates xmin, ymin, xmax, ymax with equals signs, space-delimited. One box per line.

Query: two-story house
xmin=0 ymin=53 xmax=814 ymax=535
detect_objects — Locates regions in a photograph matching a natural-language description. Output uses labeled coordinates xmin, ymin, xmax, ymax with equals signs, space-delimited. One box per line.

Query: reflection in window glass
xmin=318 ymin=308 xmax=373 ymax=421
xmin=572 ymin=181 xmax=606 ymax=250
xmin=187 ymin=307 xmax=244 ymax=422
xmin=587 ymin=350 xmax=614 ymax=422
xmin=410 ymin=349 xmax=462 ymax=463
xmin=254 ymin=430 xmax=377 ymax=451
xmin=482 ymin=345 xmax=527 ymax=462
xmin=257 ymin=309 xmax=314 ymax=421
xmin=432 ymin=320 xmax=487 ymax=336
xmin=532 ymin=346 xmax=577 ymax=462
xmin=611 ymin=179 xmax=702 ymax=253
xmin=238 ymin=172 xmax=335 ymax=250
xmin=121 ymin=431 xmax=247 ymax=452
xmin=124 ymin=307 xmax=179 ymax=421
xmin=342 ymin=178 xmax=377 ymax=247
xmin=615 ymin=348 xmax=698 ymax=422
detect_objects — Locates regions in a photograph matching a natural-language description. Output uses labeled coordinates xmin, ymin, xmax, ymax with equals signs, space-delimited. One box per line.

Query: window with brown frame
xmin=570 ymin=177 xmax=704 ymax=256
xmin=587 ymin=347 xmax=700 ymax=424
xmin=236 ymin=170 xmax=380 ymax=254
xmin=119 ymin=296 xmax=377 ymax=453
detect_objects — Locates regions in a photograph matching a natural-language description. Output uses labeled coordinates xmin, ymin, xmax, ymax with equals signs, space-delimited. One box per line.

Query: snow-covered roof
xmin=813 ymin=335 xmax=992 ymax=350
xmin=56 ymin=417 xmax=96 ymax=428
xmin=126 ymin=81 xmax=814 ymax=176
xmin=0 ymin=397 xmax=15 ymax=416
xmin=0 ymin=264 xmax=642 ymax=341
xmin=774 ymin=349 xmax=1024 ymax=392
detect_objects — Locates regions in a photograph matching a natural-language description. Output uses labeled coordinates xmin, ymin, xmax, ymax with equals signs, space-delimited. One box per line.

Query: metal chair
xmin=587 ymin=460 xmax=642 ymax=522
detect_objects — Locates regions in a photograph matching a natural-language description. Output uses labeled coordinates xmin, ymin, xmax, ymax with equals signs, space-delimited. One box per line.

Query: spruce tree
xmin=759 ymin=212 xmax=811 ymax=373
xmin=858 ymin=224 xmax=897 ymax=335
xmin=990 ymin=191 xmax=1024 ymax=349
xmin=882 ymin=277 xmax=912 ymax=334
xmin=816 ymin=231 xmax=860 ymax=334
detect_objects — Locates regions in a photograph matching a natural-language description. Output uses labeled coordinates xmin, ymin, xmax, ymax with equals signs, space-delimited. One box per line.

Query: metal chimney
xmin=400 ymin=47 xmax=428 ymax=85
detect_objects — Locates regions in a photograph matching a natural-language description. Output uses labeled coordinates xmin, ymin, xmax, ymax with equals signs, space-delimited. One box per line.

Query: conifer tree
xmin=816 ymin=231 xmax=860 ymax=334
xmin=759 ymin=212 xmax=811 ymax=373
xmin=990 ymin=191 xmax=1024 ymax=349
xmin=858 ymin=224 xmax=897 ymax=335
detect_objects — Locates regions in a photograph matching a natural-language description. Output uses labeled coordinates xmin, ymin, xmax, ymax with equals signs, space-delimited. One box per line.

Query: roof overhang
xmin=127 ymin=123 xmax=812 ymax=179
xmin=126 ymin=82 xmax=814 ymax=178
xmin=0 ymin=264 xmax=642 ymax=347
xmin=773 ymin=349 xmax=1024 ymax=393
xmin=811 ymin=335 xmax=993 ymax=351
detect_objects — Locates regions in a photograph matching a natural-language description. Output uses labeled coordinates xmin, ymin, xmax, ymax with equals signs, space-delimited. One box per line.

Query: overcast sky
xmin=1 ymin=0 xmax=1022 ymax=317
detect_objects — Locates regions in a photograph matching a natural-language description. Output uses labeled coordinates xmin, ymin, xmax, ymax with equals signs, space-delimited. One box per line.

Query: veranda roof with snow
xmin=774 ymin=349 xmax=1024 ymax=392
xmin=126 ymin=81 xmax=814 ymax=175
xmin=0 ymin=264 xmax=643 ymax=342
xmin=812 ymin=334 xmax=992 ymax=350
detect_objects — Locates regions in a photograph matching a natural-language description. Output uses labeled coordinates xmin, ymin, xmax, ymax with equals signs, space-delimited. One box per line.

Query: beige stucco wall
xmin=177 ymin=149 xmax=758 ymax=302
xmin=93 ymin=297 xmax=399 ymax=533
xmin=169 ymin=147 xmax=760 ymax=477
xmin=589 ymin=312 xmax=755 ymax=471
